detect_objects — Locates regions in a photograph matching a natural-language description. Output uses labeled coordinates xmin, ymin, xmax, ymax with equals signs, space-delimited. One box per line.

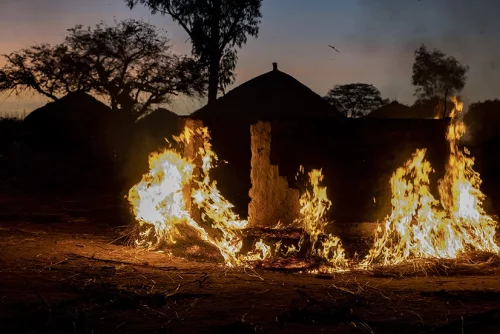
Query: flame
xmin=129 ymin=125 xmax=251 ymax=267
xmin=364 ymin=97 xmax=499 ymax=265
xmin=244 ymin=239 xmax=273 ymax=262
xmin=438 ymin=97 xmax=498 ymax=253
xmin=129 ymin=125 xmax=346 ymax=269
xmin=296 ymin=167 xmax=347 ymax=268
xmin=128 ymin=150 xmax=195 ymax=246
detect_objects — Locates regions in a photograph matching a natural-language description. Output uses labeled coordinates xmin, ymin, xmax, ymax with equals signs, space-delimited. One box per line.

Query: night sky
xmin=0 ymin=0 xmax=498 ymax=115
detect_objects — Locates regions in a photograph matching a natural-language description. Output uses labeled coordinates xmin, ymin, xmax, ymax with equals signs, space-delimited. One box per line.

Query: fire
xmin=128 ymin=150 xmax=195 ymax=246
xmin=128 ymin=124 xmax=347 ymax=270
xmin=128 ymin=125 xmax=249 ymax=267
xmin=364 ymin=97 xmax=499 ymax=265
xmin=130 ymin=111 xmax=496 ymax=271
xmin=295 ymin=167 xmax=347 ymax=269
xmin=438 ymin=97 xmax=498 ymax=253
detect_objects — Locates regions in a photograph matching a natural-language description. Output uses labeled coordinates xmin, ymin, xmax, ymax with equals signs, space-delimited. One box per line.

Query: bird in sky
xmin=328 ymin=45 xmax=341 ymax=53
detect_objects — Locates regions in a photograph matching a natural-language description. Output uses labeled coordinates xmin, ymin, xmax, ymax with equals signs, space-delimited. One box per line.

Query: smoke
xmin=353 ymin=0 xmax=500 ymax=103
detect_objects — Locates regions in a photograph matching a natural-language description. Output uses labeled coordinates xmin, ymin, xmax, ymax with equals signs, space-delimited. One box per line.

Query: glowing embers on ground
xmin=364 ymin=97 xmax=499 ymax=265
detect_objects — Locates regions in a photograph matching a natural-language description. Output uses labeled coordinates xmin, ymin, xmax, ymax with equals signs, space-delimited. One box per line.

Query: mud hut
xmin=367 ymin=101 xmax=413 ymax=118
xmin=22 ymin=92 xmax=132 ymax=191
xmin=462 ymin=100 xmax=500 ymax=213
xmin=134 ymin=108 xmax=181 ymax=151
xmin=25 ymin=91 xmax=114 ymax=145
xmin=121 ymin=108 xmax=182 ymax=189
xmin=189 ymin=63 xmax=344 ymax=216
xmin=464 ymin=99 xmax=500 ymax=143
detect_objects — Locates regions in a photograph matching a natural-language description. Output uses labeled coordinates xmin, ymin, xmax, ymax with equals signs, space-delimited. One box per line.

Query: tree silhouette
xmin=0 ymin=43 xmax=92 ymax=101
xmin=126 ymin=0 xmax=262 ymax=104
xmin=0 ymin=19 xmax=204 ymax=118
xmin=412 ymin=44 xmax=469 ymax=118
xmin=324 ymin=83 xmax=386 ymax=118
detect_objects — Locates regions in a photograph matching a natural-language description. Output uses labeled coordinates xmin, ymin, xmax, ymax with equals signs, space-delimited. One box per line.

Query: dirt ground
xmin=1 ymin=193 xmax=500 ymax=333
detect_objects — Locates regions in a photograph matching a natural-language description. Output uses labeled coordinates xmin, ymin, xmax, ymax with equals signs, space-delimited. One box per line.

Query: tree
xmin=324 ymin=83 xmax=386 ymax=118
xmin=0 ymin=19 xmax=204 ymax=118
xmin=0 ymin=43 xmax=92 ymax=101
xmin=412 ymin=44 xmax=469 ymax=118
xmin=126 ymin=0 xmax=263 ymax=104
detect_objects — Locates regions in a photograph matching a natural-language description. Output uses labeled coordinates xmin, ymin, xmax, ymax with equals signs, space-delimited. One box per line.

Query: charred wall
xmin=248 ymin=122 xmax=300 ymax=227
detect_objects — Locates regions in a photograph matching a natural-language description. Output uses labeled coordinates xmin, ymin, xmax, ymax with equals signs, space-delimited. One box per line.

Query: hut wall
xmin=181 ymin=118 xmax=204 ymax=223
xmin=248 ymin=122 xmax=300 ymax=227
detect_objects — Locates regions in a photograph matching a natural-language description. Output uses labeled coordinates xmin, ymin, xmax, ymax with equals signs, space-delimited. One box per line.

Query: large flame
xmin=438 ymin=97 xmax=498 ymax=253
xmin=129 ymin=125 xmax=253 ymax=267
xmin=128 ymin=150 xmax=195 ymax=246
xmin=365 ymin=97 xmax=499 ymax=265
xmin=128 ymin=124 xmax=347 ymax=270
xmin=296 ymin=167 xmax=347 ymax=268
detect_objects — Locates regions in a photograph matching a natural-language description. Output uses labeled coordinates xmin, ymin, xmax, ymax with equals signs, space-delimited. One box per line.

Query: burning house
xmin=187 ymin=65 xmax=451 ymax=232
xmin=189 ymin=63 xmax=344 ymax=217
xmin=128 ymin=90 xmax=499 ymax=269
xmin=4 ymin=2 xmax=500 ymax=331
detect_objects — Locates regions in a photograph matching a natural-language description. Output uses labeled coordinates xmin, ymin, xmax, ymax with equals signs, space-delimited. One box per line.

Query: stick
xmin=329 ymin=284 xmax=359 ymax=296
xmin=41 ymin=258 xmax=68 ymax=272
xmin=68 ymin=253 xmax=178 ymax=271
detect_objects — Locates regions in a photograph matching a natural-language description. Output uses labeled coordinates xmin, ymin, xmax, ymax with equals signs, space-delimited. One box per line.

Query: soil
xmin=1 ymin=193 xmax=500 ymax=333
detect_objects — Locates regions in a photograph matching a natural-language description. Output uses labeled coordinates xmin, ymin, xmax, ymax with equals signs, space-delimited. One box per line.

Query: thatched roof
xmin=191 ymin=63 xmax=344 ymax=122
xmin=24 ymin=92 xmax=136 ymax=165
xmin=368 ymin=98 xmax=456 ymax=119
xmin=137 ymin=108 xmax=179 ymax=134
xmin=134 ymin=108 xmax=181 ymax=151
xmin=25 ymin=91 xmax=111 ymax=125
xmin=24 ymin=92 xmax=113 ymax=143
xmin=367 ymin=101 xmax=412 ymax=118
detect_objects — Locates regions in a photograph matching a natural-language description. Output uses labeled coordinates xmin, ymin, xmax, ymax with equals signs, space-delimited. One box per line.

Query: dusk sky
xmin=0 ymin=0 xmax=498 ymax=116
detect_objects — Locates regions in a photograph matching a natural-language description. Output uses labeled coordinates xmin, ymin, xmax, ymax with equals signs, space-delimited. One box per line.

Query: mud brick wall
xmin=182 ymin=118 xmax=204 ymax=224
xmin=248 ymin=122 xmax=300 ymax=227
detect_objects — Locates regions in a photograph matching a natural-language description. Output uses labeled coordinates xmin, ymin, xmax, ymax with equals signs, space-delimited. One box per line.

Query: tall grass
xmin=0 ymin=110 xmax=29 ymax=120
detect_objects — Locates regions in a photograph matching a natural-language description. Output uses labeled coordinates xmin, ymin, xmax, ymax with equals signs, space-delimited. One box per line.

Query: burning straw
xmin=127 ymin=124 xmax=347 ymax=271
xmin=363 ymin=97 xmax=499 ymax=266
xmin=128 ymin=125 xmax=256 ymax=267
xmin=127 ymin=100 xmax=499 ymax=273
